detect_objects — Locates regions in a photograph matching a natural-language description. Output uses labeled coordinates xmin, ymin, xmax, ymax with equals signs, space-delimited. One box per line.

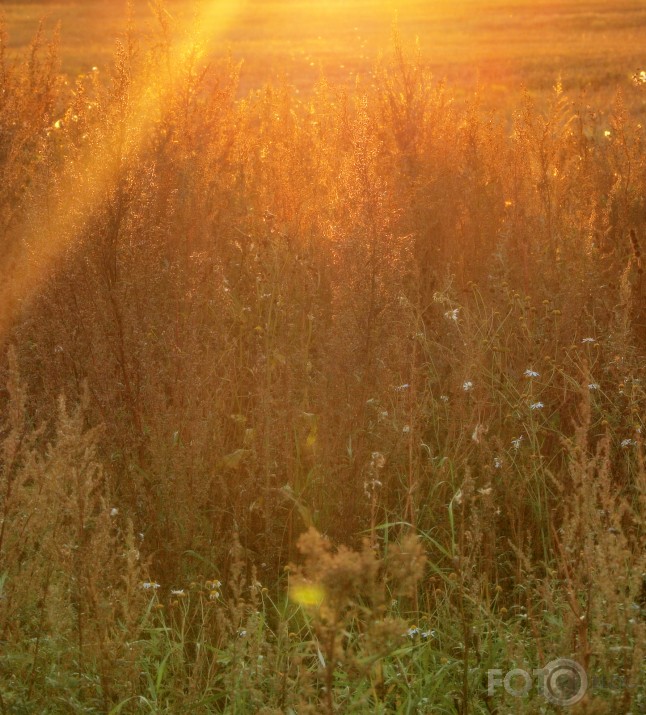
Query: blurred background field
xmin=3 ymin=0 xmax=646 ymax=108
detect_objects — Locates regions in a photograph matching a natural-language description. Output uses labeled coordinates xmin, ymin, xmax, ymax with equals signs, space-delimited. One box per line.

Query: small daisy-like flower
xmin=524 ymin=369 xmax=540 ymax=378
xmin=420 ymin=629 xmax=436 ymax=639
xmin=444 ymin=308 xmax=460 ymax=322
xmin=621 ymin=439 xmax=636 ymax=448
xmin=462 ymin=380 xmax=474 ymax=392
xmin=588 ymin=383 xmax=600 ymax=391
xmin=511 ymin=436 xmax=524 ymax=450
xmin=378 ymin=410 xmax=389 ymax=421
xmin=238 ymin=629 xmax=247 ymax=638
xmin=110 ymin=507 xmax=119 ymax=517
xmin=529 ymin=402 xmax=544 ymax=410
xmin=440 ymin=395 xmax=449 ymax=403
xmin=581 ymin=337 xmax=596 ymax=344
xmin=142 ymin=581 xmax=161 ymax=590
xmin=394 ymin=383 xmax=410 ymax=392
xmin=494 ymin=456 xmax=503 ymax=469
xmin=402 ymin=425 xmax=411 ymax=434
xmin=170 ymin=589 xmax=186 ymax=597
xmin=405 ymin=626 xmax=420 ymax=638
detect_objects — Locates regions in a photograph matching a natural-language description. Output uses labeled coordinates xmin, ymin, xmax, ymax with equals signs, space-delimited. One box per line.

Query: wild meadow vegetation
xmin=0 ymin=2 xmax=645 ymax=713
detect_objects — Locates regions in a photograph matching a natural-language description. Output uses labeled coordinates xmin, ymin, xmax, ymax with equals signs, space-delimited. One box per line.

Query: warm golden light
xmin=0 ymin=0 xmax=245 ymax=344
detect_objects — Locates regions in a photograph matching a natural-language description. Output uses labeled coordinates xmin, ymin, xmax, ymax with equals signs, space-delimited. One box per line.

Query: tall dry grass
xmin=0 ymin=10 xmax=644 ymax=714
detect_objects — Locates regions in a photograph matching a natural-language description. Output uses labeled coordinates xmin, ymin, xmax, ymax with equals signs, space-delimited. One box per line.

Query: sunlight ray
xmin=0 ymin=0 xmax=245 ymax=343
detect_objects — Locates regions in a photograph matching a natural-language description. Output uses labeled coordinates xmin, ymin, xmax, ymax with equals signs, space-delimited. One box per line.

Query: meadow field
xmin=0 ymin=1 xmax=645 ymax=713
xmin=4 ymin=0 xmax=646 ymax=103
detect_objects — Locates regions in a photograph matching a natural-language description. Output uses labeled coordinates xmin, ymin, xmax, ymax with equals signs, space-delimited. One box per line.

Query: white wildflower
xmin=364 ymin=451 xmax=383 ymax=496
xmin=588 ymin=383 xmax=600 ymax=391
xmin=462 ymin=380 xmax=474 ymax=392
xmin=394 ymin=383 xmax=410 ymax=392
xmin=524 ymin=369 xmax=540 ymax=378
xmin=581 ymin=337 xmax=596 ymax=344
xmin=142 ymin=581 xmax=161 ymax=590
xmin=440 ymin=395 xmax=449 ymax=403
xmin=494 ymin=456 xmax=503 ymax=469
xmin=529 ymin=402 xmax=544 ymax=410
xmin=511 ymin=436 xmax=524 ymax=450
xmin=444 ymin=308 xmax=460 ymax=322
xmin=621 ymin=439 xmax=636 ymax=448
